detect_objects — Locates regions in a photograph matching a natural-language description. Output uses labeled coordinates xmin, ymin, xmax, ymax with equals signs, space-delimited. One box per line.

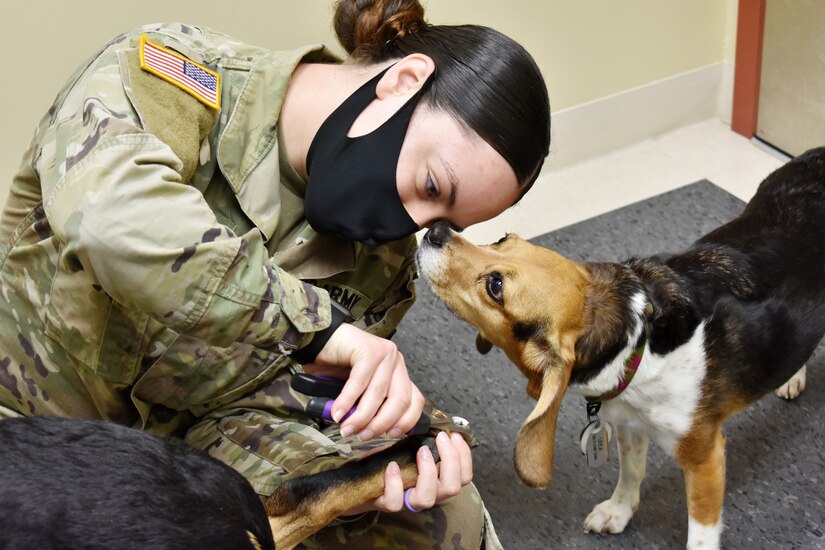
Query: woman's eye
xmin=486 ymin=272 xmax=504 ymax=305
xmin=425 ymin=175 xmax=439 ymax=198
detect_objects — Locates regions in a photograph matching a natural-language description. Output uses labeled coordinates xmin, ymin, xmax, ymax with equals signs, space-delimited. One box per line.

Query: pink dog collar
xmin=588 ymin=302 xmax=654 ymax=404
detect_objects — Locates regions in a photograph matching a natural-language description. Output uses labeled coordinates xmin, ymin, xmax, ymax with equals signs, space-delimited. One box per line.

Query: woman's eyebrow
xmin=442 ymin=158 xmax=459 ymax=208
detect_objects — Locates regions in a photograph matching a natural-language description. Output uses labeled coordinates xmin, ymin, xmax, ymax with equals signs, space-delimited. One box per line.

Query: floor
xmin=460 ymin=118 xmax=790 ymax=246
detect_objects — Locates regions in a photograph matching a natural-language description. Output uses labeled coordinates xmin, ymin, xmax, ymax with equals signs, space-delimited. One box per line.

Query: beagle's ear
xmin=512 ymin=342 xmax=575 ymax=488
xmin=475 ymin=333 xmax=493 ymax=355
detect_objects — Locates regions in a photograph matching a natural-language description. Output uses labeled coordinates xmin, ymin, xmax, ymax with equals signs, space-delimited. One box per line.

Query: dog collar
xmin=587 ymin=302 xmax=654 ymax=404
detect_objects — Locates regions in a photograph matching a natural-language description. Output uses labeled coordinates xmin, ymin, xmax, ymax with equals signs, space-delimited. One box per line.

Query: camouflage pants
xmin=184 ymin=381 xmax=504 ymax=549
xmin=296 ymin=483 xmax=501 ymax=550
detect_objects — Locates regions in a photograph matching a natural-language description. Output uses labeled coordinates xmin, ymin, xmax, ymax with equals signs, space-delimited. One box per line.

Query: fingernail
xmin=388 ymin=461 xmax=400 ymax=474
xmin=332 ymin=410 xmax=344 ymax=423
xmin=437 ymin=432 xmax=449 ymax=444
xmin=359 ymin=429 xmax=374 ymax=441
xmin=388 ymin=428 xmax=403 ymax=439
xmin=418 ymin=445 xmax=431 ymax=459
xmin=340 ymin=424 xmax=354 ymax=438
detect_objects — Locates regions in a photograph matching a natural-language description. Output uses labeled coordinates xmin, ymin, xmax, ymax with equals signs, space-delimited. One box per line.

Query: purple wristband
xmin=403 ymin=488 xmax=421 ymax=513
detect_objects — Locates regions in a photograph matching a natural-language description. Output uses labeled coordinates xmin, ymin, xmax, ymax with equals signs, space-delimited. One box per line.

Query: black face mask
xmin=305 ymin=67 xmax=431 ymax=245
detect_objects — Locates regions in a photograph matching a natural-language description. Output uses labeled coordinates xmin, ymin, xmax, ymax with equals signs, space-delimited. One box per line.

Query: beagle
xmin=416 ymin=147 xmax=825 ymax=549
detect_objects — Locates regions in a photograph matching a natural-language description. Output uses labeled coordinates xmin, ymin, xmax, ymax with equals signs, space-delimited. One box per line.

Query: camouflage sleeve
xmin=35 ymin=38 xmax=330 ymax=353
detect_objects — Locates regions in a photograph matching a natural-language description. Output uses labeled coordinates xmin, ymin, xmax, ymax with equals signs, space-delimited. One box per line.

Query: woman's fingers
xmin=338 ymin=434 xmax=475 ymax=517
xmin=434 ymin=432 xmax=462 ymax=499
xmin=338 ymin=460 xmax=404 ymax=517
xmin=404 ymin=445 xmax=438 ymax=511
xmin=405 ymin=432 xmax=474 ymax=510
xmin=374 ymin=461 xmax=405 ymax=512
xmin=388 ymin=383 xmax=425 ymax=438
xmin=453 ymin=432 xmax=474 ymax=485
xmin=360 ymin=361 xmax=421 ymax=439
xmin=310 ymin=323 xmax=424 ymax=441
xmin=337 ymin=349 xmax=398 ymax=438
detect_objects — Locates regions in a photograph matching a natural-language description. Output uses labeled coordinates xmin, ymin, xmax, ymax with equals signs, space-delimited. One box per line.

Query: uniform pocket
xmin=184 ymin=409 xmax=342 ymax=496
xmin=130 ymin=335 xmax=290 ymax=414
xmin=219 ymin=411 xmax=341 ymax=474
xmin=44 ymin=247 xmax=148 ymax=385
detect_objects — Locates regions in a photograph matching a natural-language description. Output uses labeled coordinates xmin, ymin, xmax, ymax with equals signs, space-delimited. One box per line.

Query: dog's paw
xmin=776 ymin=365 xmax=807 ymax=400
xmin=583 ymin=498 xmax=636 ymax=535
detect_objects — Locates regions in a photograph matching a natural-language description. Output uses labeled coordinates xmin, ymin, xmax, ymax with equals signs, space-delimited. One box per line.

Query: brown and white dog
xmin=416 ymin=147 xmax=825 ymax=549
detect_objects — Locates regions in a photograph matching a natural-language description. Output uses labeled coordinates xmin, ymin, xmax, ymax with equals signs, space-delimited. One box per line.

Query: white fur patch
xmin=687 ymin=516 xmax=722 ymax=550
xmin=575 ymin=292 xmax=649 ymax=397
xmin=569 ymin=292 xmax=708 ymax=455
xmin=583 ymin=425 xmax=649 ymax=535
xmin=415 ymin=242 xmax=446 ymax=285
xmin=776 ymin=364 xmax=807 ymax=400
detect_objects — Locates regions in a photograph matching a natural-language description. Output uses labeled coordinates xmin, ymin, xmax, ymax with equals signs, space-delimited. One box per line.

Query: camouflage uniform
xmin=0 ymin=23 xmax=501 ymax=549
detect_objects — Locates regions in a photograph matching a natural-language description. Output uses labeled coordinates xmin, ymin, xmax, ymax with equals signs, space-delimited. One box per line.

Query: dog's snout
xmin=424 ymin=221 xmax=452 ymax=248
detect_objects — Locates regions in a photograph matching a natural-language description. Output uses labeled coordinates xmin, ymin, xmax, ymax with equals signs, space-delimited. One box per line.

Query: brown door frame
xmin=732 ymin=0 xmax=766 ymax=137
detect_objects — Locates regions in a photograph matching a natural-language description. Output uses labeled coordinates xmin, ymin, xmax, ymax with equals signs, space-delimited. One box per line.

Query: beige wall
xmin=724 ymin=0 xmax=740 ymax=62
xmin=1 ymin=0 xmax=737 ymax=193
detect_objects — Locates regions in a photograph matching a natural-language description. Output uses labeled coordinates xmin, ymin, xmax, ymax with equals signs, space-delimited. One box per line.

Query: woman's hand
xmin=305 ymin=323 xmax=425 ymax=441
xmin=341 ymin=431 xmax=473 ymax=516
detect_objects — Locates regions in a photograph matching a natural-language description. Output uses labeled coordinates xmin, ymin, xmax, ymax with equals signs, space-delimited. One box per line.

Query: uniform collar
xmin=216 ymin=44 xmax=337 ymax=242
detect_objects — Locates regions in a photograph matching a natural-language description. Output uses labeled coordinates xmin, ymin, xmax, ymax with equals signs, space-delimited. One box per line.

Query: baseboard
xmin=545 ymin=61 xmax=735 ymax=170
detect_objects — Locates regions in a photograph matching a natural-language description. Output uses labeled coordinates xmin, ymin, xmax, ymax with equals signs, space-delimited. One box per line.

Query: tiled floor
xmin=461 ymin=118 xmax=790 ymax=245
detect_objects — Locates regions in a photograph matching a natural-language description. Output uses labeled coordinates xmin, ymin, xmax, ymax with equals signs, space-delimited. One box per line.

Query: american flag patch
xmin=139 ymin=34 xmax=221 ymax=109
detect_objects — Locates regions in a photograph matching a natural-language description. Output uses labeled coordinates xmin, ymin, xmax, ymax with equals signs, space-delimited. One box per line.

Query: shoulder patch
xmin=139 ymin=34 xmax=221 ymax=109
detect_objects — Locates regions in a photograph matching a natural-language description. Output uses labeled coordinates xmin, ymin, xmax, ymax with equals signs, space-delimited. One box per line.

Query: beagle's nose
xmin=424 ymin=221 xmax=452 ymax=248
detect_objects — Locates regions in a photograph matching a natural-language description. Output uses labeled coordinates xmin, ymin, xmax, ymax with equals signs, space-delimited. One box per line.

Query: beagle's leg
xmin=776 ymin=364 xmax=807 ymax=400
xmin=266 ymin=443 xmax=419 ymax=550
xmin=583 ymin=424 xmax=649 ymax=534
xmin=680 ymin=428 xmax=725 ymax=550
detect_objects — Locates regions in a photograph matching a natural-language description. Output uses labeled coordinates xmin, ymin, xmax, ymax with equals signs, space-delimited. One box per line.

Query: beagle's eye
xmin=486 ymin=272 xmax=504 ymax=305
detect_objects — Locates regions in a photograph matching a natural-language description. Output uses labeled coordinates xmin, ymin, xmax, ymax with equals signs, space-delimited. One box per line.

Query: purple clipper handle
xmin=307 ymin=396 xmax=356 ymax=422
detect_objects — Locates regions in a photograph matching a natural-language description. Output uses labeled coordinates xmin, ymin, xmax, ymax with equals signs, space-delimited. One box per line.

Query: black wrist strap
xmin=291 ymin=301 xmax=352 ymax=364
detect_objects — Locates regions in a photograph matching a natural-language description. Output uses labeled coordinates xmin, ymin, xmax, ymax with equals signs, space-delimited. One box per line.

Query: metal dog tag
xmin=579 ymin=420 xmax=611 ymax=467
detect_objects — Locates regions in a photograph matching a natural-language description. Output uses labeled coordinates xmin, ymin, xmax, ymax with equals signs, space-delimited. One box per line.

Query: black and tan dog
xmin=1 ymin=415 xmax=447 ymax=549
xmin=0 ymin=415 xmax=276 ymax=550
xmin=416 ymin=147 xmax=825 ymax=549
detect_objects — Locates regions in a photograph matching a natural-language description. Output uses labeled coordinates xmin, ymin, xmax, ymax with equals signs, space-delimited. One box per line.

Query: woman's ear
xmin=375 ymin=54 xmax=435 ymax=99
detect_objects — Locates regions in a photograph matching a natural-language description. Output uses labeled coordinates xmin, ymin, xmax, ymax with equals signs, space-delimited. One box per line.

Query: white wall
xmin=1 ymin=0 xmax=738 ymax=196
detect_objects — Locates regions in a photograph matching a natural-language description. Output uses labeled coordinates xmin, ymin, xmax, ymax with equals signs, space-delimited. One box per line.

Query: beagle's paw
xmin=776 ymin=365 xmax=806 ymax=400
xmin=583 ymin=498 xmax=637 ymax=534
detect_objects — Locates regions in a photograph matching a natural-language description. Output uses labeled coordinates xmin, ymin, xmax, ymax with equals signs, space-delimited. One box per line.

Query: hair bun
xmin=333 ymin=0 xmax=426 ymax=61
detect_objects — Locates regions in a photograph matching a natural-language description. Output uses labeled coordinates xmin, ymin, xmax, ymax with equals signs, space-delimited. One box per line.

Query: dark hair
xmin=333 ymin=0 xmax=551 ymax=200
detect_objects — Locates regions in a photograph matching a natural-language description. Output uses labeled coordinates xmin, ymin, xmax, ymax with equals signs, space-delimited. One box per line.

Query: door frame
xmin=732 ymin=0 xmax=766 ymax=138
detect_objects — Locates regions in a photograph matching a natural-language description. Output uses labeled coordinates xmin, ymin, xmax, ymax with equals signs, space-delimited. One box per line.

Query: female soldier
xmin=0 ymin=0 xmax=550 ymax=547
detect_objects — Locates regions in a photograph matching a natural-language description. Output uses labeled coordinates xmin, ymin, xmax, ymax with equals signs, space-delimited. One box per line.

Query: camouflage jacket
xmin=0 ymin=23 xmax=417 ymax=432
